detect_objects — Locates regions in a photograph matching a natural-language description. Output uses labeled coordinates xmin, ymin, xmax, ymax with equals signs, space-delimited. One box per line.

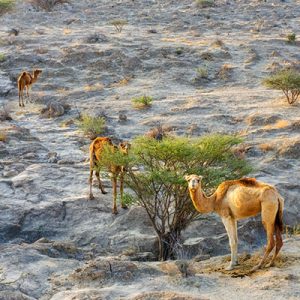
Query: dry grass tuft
xmin=0 ymin=131 xmax=7 ymax=142
xmin=258 ymin=143 xmax=274 ymax=152
xmin=217 ymin=64 xmax=233 ymax=81
xmin=84 ymin=83 xmax=104 ymax=92
xmin=263 ymin=120 xmax=290 ymax=130
xmin=196 ymin=252 xmax=299 ymax=278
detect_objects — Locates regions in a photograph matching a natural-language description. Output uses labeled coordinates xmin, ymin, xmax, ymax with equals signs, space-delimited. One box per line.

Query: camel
xmin=17 ymin=69 xmax=42 ymax=107
xmin=89 ymin=137 xmax=130 ymax=214
xmin=185 ymin=174 xmax=284 ymax=271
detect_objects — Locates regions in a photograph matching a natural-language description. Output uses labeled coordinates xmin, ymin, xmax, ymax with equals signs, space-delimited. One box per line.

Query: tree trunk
xmin=158 ymin=231 xmax=182 ymax=261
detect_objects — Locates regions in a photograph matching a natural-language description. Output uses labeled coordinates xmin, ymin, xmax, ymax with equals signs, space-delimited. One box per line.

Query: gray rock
xmin=40 ymin=101 xmax=65 ymax=118
xmin=0 ymin=72 xmax=13 ymax=97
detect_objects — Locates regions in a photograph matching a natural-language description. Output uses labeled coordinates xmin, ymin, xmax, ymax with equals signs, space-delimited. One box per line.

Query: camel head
xmin=184 ymin=174 xmax=203 ymax=192
xmin=119 ymin=141 xmax=131 ymax=155
xmin=33 ymin=69 xmax=42 ymax=77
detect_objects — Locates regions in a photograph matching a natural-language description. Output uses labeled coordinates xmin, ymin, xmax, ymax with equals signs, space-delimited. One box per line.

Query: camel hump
xmin=90 ymin=137 xmax=112 ymax=154
xmin=215 ymin=178 xmax=261 ymax=201
xmin=238 ymin=177 xmax=258 ymax=186
xmin=18 ymin=71 xmax=27 ymax=81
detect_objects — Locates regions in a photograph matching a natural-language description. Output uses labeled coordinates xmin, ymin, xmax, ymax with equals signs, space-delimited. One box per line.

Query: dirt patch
xmin=194 ymin=252 xmax=300 ymax=278
xmin=131 ymin=291 xmax=207 ymax=300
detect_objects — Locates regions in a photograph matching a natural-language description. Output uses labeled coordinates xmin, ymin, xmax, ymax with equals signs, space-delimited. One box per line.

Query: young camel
xmin=89 ymin=137 xmax=130 ymax=214
xmin=17 ymin=69 xmax=42 ymax=107
xmin=185 ymin=174 xmax=284 ymax=271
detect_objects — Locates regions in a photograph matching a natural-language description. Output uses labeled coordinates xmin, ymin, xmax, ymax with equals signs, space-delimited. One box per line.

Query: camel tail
xmin=275 ymin=196 xmax=284 ymax=233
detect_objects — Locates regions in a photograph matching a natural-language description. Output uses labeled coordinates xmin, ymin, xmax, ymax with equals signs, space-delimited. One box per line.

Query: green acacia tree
xmin=263 ymin=69 xmax=300 ymax=104
xmin=98 ymin=134 xmax=252 ymax=260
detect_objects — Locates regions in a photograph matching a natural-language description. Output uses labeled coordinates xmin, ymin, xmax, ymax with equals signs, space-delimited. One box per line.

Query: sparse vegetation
xmin=211 ymin=39 xmax=224 ymax=48
xmin=285 ymin=224 xmax=300 ymax=237
xmin=0 ymin=131 xmax=7 ymax=142
xmin=175 ymin=47 xmax=184 ymax=55
xmin=195 ymin=0 xmax=214 ymax=8
xmin=131 ymin=95 xmax=153 ymax=109
xmin=263 ymin=69 xmax=300 ymax=104
xmin=258 ymin=143 xmax=274 ymax=152
xmin=100 ymin=134 xmax=252 ymax=260
xmin=29 ymin=0 xmax=70 ymax=11
xmin=77 ymin=114 xmax=105 ymax=138
xmin=287 ymin=32 xmax=296 ymax=44
xmin=0 ymin=0 xmax=15 ymax=15
xmin=196 ymin=67 xmax=208 ymax=79
xmin=110 ymin=19 xmax=127 ymax=33
xmin=0 ymin=53 xmax=6 ymax=62
xmin=217 ymin=64 xmax=233 ymax=81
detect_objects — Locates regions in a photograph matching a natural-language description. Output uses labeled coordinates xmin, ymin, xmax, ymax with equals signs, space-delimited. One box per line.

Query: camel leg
xmin=28 ymin=86 xmax=33 ymax=103
xmin=266 ymin=226 xmax=283 ymax=267
xmin=112 ymin=175 xmax=118 ymax=214
xmin=222 ymin=217 xmax=238 ymax=270
xmin=95 ymin=171 xmax=107 ymax=194
xmin=19 ymin=90 xmax=21 ymax=107
xmin=252 ymin=204 xmax=276 ymax=271
xmin=25 ymin=86 xmax=29 ymax=103
xmin=120 ymin=171 xmax=127 ymax=209
xmin=19 ymin=88 xmax=24 ymax=107
xmin=89 ymin=169 xmax=95 ymax=200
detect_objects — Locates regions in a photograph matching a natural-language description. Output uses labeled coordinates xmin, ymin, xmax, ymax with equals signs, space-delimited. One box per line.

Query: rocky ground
xmin=0 ymin=0 xmax=300 ymax=299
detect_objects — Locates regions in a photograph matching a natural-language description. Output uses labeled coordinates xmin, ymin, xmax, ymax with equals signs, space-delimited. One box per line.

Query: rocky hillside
xmin=0 ymin=0 xmax=299 ymax=299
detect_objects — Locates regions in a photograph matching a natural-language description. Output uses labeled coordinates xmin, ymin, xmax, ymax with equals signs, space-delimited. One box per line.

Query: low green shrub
xmin=131 ymin=95 xmax=153 ymax=109
xmin=77 ymin=114 xmax=105 ymax=138
xmin=0 ymin=0 xmax=15 ymax=15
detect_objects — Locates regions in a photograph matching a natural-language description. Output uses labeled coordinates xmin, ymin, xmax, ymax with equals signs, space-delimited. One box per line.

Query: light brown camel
xmin=89 ymin=136 xmax=130 ymax=214
xmin=17 ymin=69 xmax=42 ymax=107
xmin=185 ymin=174 xmax=284 ymax=271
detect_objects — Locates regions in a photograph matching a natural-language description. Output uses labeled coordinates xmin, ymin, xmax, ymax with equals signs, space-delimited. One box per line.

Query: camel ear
xmin=184 ymin=175 xmax=191 ymax=182
xmin=198 ymin=175 xmax=203 ymax=181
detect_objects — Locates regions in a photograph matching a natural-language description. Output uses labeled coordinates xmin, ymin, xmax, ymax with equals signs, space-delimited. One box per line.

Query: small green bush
xmin=263 ymin=68 xmax=300 ymax=104
xmin=110 ymin=19 xmax=127 ymax=33
xmin=0 ymin=0 xmax=15 ymax=15
xmin=77 ymin=114 xmax=105 ymax=138
xmin=195 ymin=0 xmax=214 ymax=8
xmin=287 ymin=33 xmax=296 ymax=44
xmin=131 ymin=95 xmax=153 ymax=109
xmin=0 ymin=53 xmax=5 ymax=62
xmin=196 ymin=67 xmax=208 ymax=79
xmin=29 ymin=0 xmax=70 ymax=11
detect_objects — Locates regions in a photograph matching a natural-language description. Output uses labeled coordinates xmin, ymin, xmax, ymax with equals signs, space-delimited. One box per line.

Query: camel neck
xmin=189 ymin=187 xmax=215 ymax=213
xmin=31 ymin=73 xmax=38 ymax=83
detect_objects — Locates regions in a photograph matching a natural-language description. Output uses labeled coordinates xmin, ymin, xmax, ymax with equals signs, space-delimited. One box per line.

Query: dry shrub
xmin=211 ymin=39 xmax=224 ymax=48
xmin=0 ymin=131 xmax=7 ymax=142
xmin=145 ymin=123 xmax=173 ymax=141
xmin=29 ymin=0 xmax=70 ymax=11
xmin=258 ymin=143 xmax=274 ymax=152
xmin=110 ymin=19 xmax=127 ymax=33
xmin=217 ymin=64 xmax=233 ymax=81
xmin=84 ymin=83 xmax=104 ymax=92
xmin=263 ymin=120 xmax=290 ymax=130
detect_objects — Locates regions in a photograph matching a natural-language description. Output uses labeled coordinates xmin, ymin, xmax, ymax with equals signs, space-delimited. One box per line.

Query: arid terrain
xmin=0 ymin=0 xmax=300 ymax=299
